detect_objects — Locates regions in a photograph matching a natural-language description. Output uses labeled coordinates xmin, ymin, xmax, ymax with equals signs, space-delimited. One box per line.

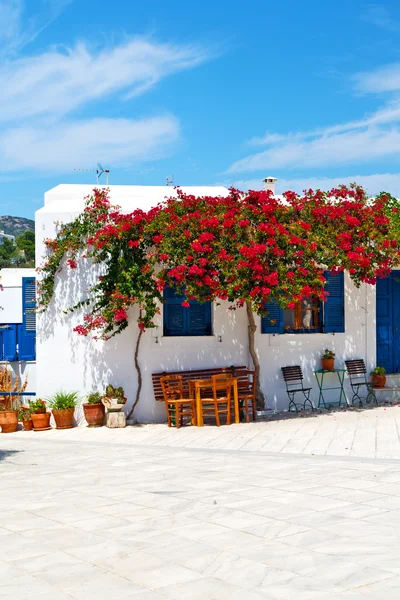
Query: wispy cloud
xmin=228 ymin=61 xmax=400 ymax=174
xmin=0 ymin=0 xmax=73 ymax=56
xmin=0 ymin=116 xmax=179 ymax=172
xmin=0 ymin=2 xmax=212 ymax=174
xmin=362 ymin=4 xmax=400 ymax=32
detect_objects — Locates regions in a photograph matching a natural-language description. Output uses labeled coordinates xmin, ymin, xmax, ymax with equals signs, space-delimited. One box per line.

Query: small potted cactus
xmin=321 ymin=349 xmax=335 ymax=371
xmin=18 ymin=405 xmax=33 ymax=431
xmin=102 ymin=385 xmax=127 ymax=412
xmin=370 ymin=366 xmax=386 ymax=388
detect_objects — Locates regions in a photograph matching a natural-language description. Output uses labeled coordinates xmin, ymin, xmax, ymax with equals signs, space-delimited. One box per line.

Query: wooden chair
xmin=160 ymin=375 xmax=196 ymax=428
xmin=237 ymin=369 xmax=257 ymax=422
xmin=345 ymin=359 xmax=377 ymax=406
xmin=200 ymin=374 xmax=233 ymax=426
xmin=281 ymin=366 xmax=314 ymax=412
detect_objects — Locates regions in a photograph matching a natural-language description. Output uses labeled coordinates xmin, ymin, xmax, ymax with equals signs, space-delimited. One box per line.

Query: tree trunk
xmin=126 ymin=321 xmax=144 ymax=421
xmin=246 ymin=301 xmax=265 ymax=410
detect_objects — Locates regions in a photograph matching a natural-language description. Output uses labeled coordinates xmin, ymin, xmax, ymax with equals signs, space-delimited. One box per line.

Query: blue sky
xmin=2 ymin=0 xmax=400 ymax=218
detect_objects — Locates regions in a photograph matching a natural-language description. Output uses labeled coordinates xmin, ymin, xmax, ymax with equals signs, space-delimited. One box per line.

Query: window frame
xmin=163 ymin=285 xmax=212 ymax=337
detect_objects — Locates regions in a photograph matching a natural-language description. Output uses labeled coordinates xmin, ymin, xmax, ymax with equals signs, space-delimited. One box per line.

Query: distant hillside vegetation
xmin=0 ymin=216 xmax=34 ymax=237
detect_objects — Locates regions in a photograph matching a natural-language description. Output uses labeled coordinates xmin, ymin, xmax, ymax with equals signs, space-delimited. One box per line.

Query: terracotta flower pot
xmin=0 ymin=409 xmax=18 ymax=433
xmin=371 ymin=374 xmax=386 ymax=388
xmin=23 ymin=419 xmax=33 ymax=431
xmin=52 ymin=408 xmax=75 ymax=429
xmin=322 ymin=358 xmax=335 ymax=371
xmin=83 ymin=402 xmax=105 ymax=427
xmin=31 ymin=412 xmax=51 ymax=431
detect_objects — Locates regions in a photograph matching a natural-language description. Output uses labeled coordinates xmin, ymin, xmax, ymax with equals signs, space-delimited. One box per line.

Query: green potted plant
xmin=18 ymin=405 xmax=33 ymax=431
xmin=48 ymin=391 xmax=79 ymax=429
xmin=83 ymin=392 xmax=105 ymax=427
xmin=321 ymin=349 xmax=335 ymax=371
xmin=370 ymin=366 xmax=386 ymax=388
xmin=30 ymin=399 xmax=51 ymax=431
xmin=102 ymin=384 xmax=127 ymax=412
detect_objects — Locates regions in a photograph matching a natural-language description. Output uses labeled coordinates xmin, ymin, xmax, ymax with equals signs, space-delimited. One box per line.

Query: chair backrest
xmin=211 ymin=374 xmax=233 ymax=402
xmin=281 ymin=366 xmax=303 ymax=387
xmin=345 ymin=359 xmax=368 ymax=383
xmin=160 ymin=375 xmax=184 ymax=401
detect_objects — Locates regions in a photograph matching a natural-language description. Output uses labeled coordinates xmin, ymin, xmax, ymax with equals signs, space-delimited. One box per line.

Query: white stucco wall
xmin=0 ymin=268 xmax=36 ymax=324
xmin=36 ymin=184 xmax=378 ymax=421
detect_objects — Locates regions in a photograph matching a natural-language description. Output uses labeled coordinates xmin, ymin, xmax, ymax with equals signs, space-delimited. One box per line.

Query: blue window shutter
xmin=324 ymin=271 xmax=345 ymax=333
xmin=261 ymin=300 xmax=284 ymax=334
xmin=4 ymin=324 xmax=17 ymax=361
xmin=17 ymin=323 xmax=35 ymax=361
xmin=22 ymin=277 xmax=36 ymax=337
xmin=0 ymin=329 xmax=4 ymax=361
xmin=163 ymin=286 xmax=212 ymax=336
xmin=188 ymin=301 xmax=212 ymax=336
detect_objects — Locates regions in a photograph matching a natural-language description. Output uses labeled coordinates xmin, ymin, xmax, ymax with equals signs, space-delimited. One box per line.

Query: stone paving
xmin=2 ymin=406 xmax=400 ymax=598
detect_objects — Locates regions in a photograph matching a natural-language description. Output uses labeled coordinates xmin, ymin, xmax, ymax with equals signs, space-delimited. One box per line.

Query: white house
xmin=35 ymin=183 xmax=390 ymax=423
xmin=0 ymin=268 xmax=36 ymax=394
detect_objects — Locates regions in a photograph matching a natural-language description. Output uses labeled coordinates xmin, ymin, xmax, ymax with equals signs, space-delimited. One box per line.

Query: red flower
xmin=181 ymin=301 xmax=190 ymax=307
xmin=114 ymin=308 xmax=128 ymax=322
xmin=67 ymin=259 xmax=77 ymax=269
xmin=129 ymin=240 xmax=139 ymax=248
xmin=159 ymin=253 xmax=169 ymax=261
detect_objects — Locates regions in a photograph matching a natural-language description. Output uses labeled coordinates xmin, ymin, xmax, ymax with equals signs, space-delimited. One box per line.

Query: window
xmin=283 ymin=297 xmax=321 ymax=332
xmin=261 ymin=271 xmax=345 ymax=334
xmin=163 ymin=286 xmax=212 ymax=337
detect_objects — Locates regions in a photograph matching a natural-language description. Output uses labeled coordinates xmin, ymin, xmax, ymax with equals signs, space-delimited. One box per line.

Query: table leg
xmin=233 ymin=380 xmax=239 ymax=424
xmin=196 ymin=383 xmax=203 ymax=427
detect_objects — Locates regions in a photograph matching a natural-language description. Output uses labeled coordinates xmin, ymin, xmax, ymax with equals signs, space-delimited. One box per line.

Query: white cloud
xmin=354 ymin=63 xmax=400 ymax=94
xmin=362 ymin=4 xmax=400 ymax=32
xmin=227 ymin=173 xmax=400 ymax=196
xmin=0 ymin=3 xmax=211 ymax=174
xmin=0 ymin=0 xmax=72 ymax=56
xmin=0 ymin=39 xmax=210 ymax=124
xmin=0 ymin=116 xmax=179 ymax=172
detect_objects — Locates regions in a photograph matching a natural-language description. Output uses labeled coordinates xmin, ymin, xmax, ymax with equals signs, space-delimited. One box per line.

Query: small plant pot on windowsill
xmin=31 ymin=411 xmax=51 ymax=431
xmin=321 ymin=358 xmax=335 ymax=371
xmin=83 ymin=402 xmax=105 ymax=427
xmin=0 ymin=409 xmax=18 ymax=433
xmin=52 ymin=408 xmax=75 ymax=429
xmin=371 ymin=374 xmax=386 ymax=388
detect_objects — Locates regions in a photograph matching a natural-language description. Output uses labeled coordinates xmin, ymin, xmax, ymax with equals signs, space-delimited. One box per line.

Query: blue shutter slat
xmin=4 ymin=325 xmax=17 ymax=361
xmin=261 ymin=300 xmax=284 ymax=334
xmin=324 ymin=271 xmax=345 ymax=333
xmin=17 ymin=323 xmax=35 ymax=361
xmin=22 ymin=277 xmax=36 ymax=337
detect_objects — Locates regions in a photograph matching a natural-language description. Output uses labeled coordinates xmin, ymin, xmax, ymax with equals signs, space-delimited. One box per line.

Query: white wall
xmin=0 ymin=268 xmax=36 ymax=324
xmin=36 ymin=184 xmax=378 ymax=421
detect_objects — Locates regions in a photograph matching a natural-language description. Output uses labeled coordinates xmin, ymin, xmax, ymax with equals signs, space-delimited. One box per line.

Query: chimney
xmin=262 ymin=176 xmax=278 ymax=194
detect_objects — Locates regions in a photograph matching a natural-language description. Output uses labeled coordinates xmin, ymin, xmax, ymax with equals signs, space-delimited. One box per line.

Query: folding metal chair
xmin=345 ymin=360 xmax=377 ymax=406
xmin=281 ymin=366 xmax=314 ymax=412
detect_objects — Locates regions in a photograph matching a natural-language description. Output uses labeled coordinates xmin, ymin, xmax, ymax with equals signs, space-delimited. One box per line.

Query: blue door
xmin=377 ymin=272 xmax=400 ymax=373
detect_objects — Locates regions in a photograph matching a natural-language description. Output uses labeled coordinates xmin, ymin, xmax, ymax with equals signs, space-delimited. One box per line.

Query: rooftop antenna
xmin=166 ymin=175 xmax=174 ymax=186
xmin=74 ymin=164 xmax=110 ymax=184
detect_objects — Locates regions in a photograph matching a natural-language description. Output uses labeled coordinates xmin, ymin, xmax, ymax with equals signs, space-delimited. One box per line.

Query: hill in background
xmin=0 ymin=216 xmax=34 ymax=237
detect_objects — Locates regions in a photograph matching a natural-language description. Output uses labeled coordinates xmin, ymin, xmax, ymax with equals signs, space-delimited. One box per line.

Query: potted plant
xmin=18 ymin=405 xmax=33 ymax=431
xmin=30 ymin=399 xmax=51 ymax=431
xmin=83 ymin=392 xmax=105 ymax=427
xmin=0 ymin=397 xmax=20 ymax=433
xmin=102 ymin=385 xmax=127 ymax=412
xmin=370 ymin=366 xmax=386 ymax=388
xmin=48 ymin=391 xmax=79 ymax=429
xmin=322 ymin=349 xmax=335 ymax=371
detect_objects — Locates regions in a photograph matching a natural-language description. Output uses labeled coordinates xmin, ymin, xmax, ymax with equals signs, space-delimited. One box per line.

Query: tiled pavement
xmin=2 ymin=407 xmax=400 ymax=598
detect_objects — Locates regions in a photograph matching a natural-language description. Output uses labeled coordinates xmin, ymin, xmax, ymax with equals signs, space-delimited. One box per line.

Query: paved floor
xmin=2 ymin=407 xmax=400 ymax=599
